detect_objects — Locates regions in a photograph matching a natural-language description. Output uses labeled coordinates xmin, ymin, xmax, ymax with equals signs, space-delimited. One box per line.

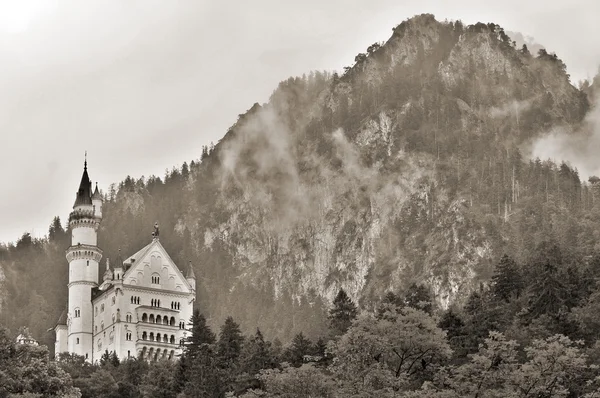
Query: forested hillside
xmin=2 ymin=14 xmax=600 ymax=352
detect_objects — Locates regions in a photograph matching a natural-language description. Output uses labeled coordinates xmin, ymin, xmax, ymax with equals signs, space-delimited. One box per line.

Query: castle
xmin=54 ymin=159 xmax=195 ymax=363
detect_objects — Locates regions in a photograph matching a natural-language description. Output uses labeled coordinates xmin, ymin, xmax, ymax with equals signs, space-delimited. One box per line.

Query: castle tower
xmin=65 ymin=156 xmax=103 ymax=361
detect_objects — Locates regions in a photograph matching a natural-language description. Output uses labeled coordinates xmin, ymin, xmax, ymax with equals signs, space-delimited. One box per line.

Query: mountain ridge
xmin=1 ymin=14 xmax=598 ymax=348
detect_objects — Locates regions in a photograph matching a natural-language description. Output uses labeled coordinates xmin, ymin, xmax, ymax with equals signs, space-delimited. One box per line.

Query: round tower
xmin=66 ymin=156 xmax=103 ymax=361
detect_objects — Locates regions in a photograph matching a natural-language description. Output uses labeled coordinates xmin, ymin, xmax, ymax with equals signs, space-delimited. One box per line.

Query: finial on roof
xmin=152 ymin=222 xmax=160 ymax=240
xmin=84 ymin=151 xmax=87 ymax=170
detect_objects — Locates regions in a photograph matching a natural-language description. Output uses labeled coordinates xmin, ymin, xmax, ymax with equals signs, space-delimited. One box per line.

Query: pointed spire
xmin=186 ymin=261 xmax=196 ymax=280
xmin=73 ymin=153 xmax=93 ymax=208
xmin=115 ymin=248 xmax=123 ymax=268
xmin=92 ymin=182 xmax=102 ymax=200
xmin=103 ymin=258 xmax=112 ymax=281
xmin=84 ymin=150 xmax=87 ymax=170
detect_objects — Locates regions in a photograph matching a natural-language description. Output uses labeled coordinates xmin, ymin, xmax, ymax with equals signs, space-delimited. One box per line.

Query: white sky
xmin=0 ymin=0 xmax=598 ymax=244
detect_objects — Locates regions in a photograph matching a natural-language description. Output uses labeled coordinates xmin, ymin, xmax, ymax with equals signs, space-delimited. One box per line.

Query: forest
xmin=5 ymin=246 xmax=600 ymax=397
xmin=2 ymin=13 xmax=600 ymax=396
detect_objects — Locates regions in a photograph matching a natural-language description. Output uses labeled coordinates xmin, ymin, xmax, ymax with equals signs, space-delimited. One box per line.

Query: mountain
xmin=1 ymin=14 xmax=597 ymax=348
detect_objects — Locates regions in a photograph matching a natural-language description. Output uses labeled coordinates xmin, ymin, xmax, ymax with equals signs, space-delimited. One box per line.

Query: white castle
xmin=54 ymin=159 xmax=195 ymax=363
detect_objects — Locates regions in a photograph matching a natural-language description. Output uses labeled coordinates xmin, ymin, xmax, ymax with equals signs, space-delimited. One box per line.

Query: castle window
xmin=170 ymin=335 xmax=175 ymax=344
xmin=163 ymin=335 xmax=168 ymax=343
xmin=95 ymin=326 xmax=97 ymax=333
xmin=142 ymin=313 xmax=148 ymax=322
xmin=126 ymin=333 xmax=132 ymax=341
xmin=126 ymin=313 xmax=132 ymax=323
xmin=74 ymin=308 xmax=80 ymax=318
xmin=170 ymin=317 xmax=175 ymax=326
xmin=142 ymin=332 xmax=147 ymax=340
xmin=128 ymin=350 xmax=131 ymax=358
xmin=149 ymin=314 xmax=155 ymax=323
xmin=151 ymin=274 xmax=160 ymax=284
xmin=156 ymin=315 xmax=162 ymax=324
xmin=87 ymin=260 xmax=89 ymax=266
xmin=101 ymin=321 xmax=104 ymax=330
xmin=76 ymin=338 xmax=79 ymax=344
xmin=149 ymin=332 xmax=154 ymax=341
xmin=101 ymin=304 xmax=104 ymax=312
xmin=112 ymin=314 xmax=115 ymax=323
xmin=163 ymin=317 xmax=168 ymax=325
xmin=156 ymin=333 xmax=161 ymax=342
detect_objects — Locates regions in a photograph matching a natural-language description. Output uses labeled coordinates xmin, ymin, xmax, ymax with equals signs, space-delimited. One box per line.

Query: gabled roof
xmin=122 ymin=238 xmax=193 ymax=292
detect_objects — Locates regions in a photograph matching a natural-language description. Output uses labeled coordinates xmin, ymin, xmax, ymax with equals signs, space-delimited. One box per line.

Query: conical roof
xmin=73 ymin=159 xmax=93 ymax=208
xmin=92 ymin=182 xmax=102 ymax=200
xmin=186 ymin=261 xmax=196 ymax=279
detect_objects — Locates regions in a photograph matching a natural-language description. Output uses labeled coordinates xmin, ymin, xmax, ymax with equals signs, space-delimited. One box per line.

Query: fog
xmin=0 ymin=0 xmax=598 ymax=243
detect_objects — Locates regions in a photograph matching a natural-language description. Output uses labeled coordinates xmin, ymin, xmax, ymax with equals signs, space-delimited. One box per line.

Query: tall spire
xmin=73 ymin=153 xmax=93 ymax=208
xmin=186 ymin=261 xmax=196 ymax=280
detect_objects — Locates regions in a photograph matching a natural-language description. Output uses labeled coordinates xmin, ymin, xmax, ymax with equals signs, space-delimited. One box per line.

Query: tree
xmin=491 ymin=254 xmax=523 ymax=302
xmin=240 ymin=364 xmax=335 ymax=398
xmin=403 ymin=283 xmax=434 ymax=314
xmin=139 ymin=360 xmax=177 ymax=398
xmin=328 ymin=289 xmax=358 ymax=337
xmin=239 ymin=328 xmax=275 ymax=376
xmin=285 ymin=333 xmax=313 ymax=367
xmin=48 ymin=216 xmax=65 ymax=242
xmin=217 ymin=316 xmax=244 ymax=368
xmin=330 ymin=308 xmax=452 ymax=393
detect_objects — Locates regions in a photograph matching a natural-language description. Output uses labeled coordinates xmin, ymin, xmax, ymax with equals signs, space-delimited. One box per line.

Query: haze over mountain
xmin=1 ymin=0 xmax=600 ymax=244
xmin=3 ymin=13 xmax=600 ymax=350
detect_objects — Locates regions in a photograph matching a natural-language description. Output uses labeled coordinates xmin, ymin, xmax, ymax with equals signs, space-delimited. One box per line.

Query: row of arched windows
xmin=139 ymin=347 xmax=175 ymax=361
xmin=151 ymin=275 xmax=160 ymax=284
xmin=141 ymin=332 xmax=176 ymax=344
xmin=140 ymin=313 xmax=177 ymax=326
xmin=170 ymin=301 xmax=180 ymax=310
xmin=131 ymin=296 xmax=140 ymax=304
xmin=126 ymin=314 xmax=132 ymax=323
xmin=179 ymin=321 xmax=186 ymax=329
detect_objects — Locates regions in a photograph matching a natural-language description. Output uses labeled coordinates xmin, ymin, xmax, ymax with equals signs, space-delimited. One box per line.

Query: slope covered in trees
xmin=1 ymin=14 xmax=600 ymax=349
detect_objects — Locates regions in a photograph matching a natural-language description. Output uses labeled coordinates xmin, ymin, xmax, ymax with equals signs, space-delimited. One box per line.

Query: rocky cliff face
xmin=2 ymin=14 xmax=592 ymax=345
xmin=193 ymin=15 xmax=587 ymax=327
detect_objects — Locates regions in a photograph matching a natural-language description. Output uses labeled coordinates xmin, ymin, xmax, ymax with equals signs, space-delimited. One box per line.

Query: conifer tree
xmin=285 ymin=332 xmax=313 ymax=367
xmin=239 ymin=328 xmax=274 ymax=376
xmin=491 ymin=254 xmax=523 ymax=302
xmin=217 ymin=316 xmax=244 ymax=367
xmin=328 ymin=289 xmax=358 ymax=337
xmin=403 ymin=283 xmax=434 ymax=314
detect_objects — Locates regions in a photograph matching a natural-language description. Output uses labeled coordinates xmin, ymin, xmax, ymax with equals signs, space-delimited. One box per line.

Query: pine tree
xmin=285 ymin=332 xmax=313 ymax=367
xmin=217 ymin=316 xmax=244 ymax=367
xmin=328 ymin=289 xmax=358 ymax=337
xmin=403 ymin=283 xmax=434 ymax=314
xmin=491 ymin=254 xmax=523 ymax=302
xmin=239 ymin=328 xmax=273 ymax=376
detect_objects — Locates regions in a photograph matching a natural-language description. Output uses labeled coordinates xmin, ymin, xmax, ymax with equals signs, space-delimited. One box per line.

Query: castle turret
xmin=64 ymin=156 xmax=102 ymax=361
xmin=113 ymin=249 xmax=124 ymax=280
xmin=186 ymin=261 xmax=196 ymax=292
xmin=92 ymin=182 xmax=103 ymax=219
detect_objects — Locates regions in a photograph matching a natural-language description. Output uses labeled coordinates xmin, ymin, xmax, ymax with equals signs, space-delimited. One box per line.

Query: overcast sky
xmin=0 ymin=0 xmax=598 ymax=244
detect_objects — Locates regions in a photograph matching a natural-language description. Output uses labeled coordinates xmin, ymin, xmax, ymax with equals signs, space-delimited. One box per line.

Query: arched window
xmin=170 ymin=317 xmax=175 ymax=326
xmin=142 ymin=313 xmax=148 ymax=322
xmin=149 ymin=332 xmax=154 ymax=341
xmin=149 ymin=314 xmax=154 ymax=323
xmin=157 ymin=299 xmax=161 ymax=307
xmin=74 ymin=308 xmax=80 ymax=318
xmin=142 ymin=332 xmax=147 ymax=340
xmin=163 ymin=335 xmax=168 ymax=343
xmin=169 ymin=350 xmax=174 ymax=360
xmin=156 ymin=333 xmax=161 ymax=342
xmin=170 ymin=335 xmax=175 ymax=344
xmin=76 ymin=338 xmax=79 ymax=344
xmin=163 ymin=317 xmax=169 ymax=325
xmin=156 ymin=315 xmax=161 ymax=324
xmin=101 ymin=304 xmax=104 ymax=312
xmin=177 ymin=302 xmax=180 ymax=310
xmin=151 ymin=273 xmax=160 ymax=284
